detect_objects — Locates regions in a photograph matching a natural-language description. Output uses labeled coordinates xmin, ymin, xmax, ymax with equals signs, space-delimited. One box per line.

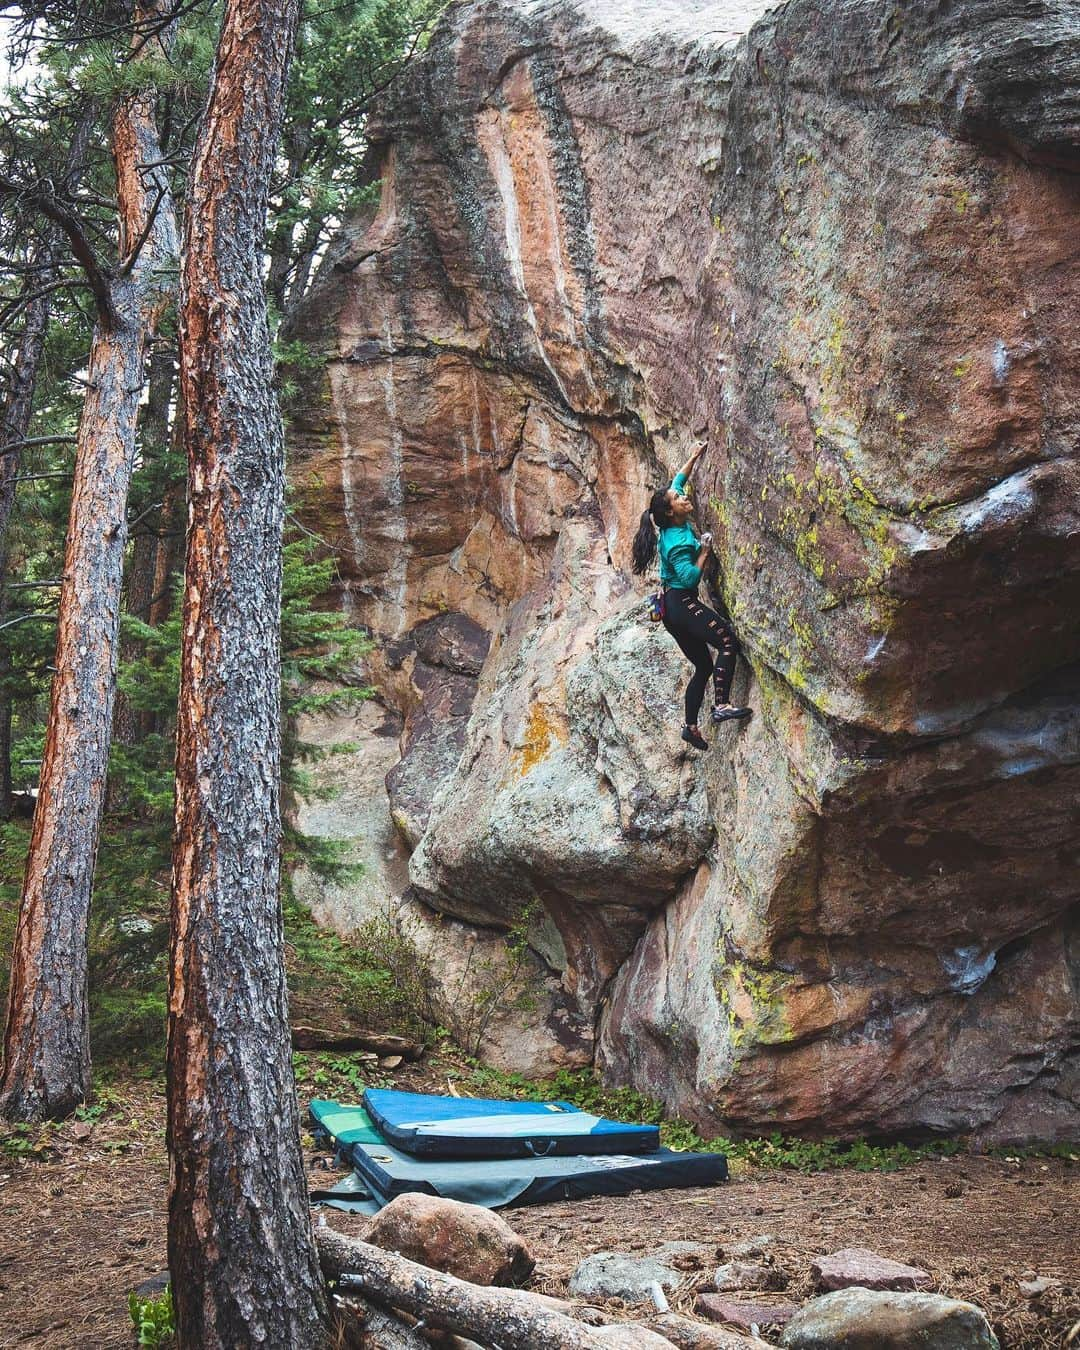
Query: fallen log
xmin=335 ymin=1299 xmax=429 ymax=1349
xmin=315 ymin=1226 xmax=678 ymax=1350
xmin=291 ymin=1025 xmax=424 ymax=1058
xmin=644 ymin=1314 xmax=776 ymax=1349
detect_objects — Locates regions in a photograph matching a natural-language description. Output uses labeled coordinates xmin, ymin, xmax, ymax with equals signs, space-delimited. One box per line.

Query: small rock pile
xmin=346 ymin=1196 xmax=1040 ymax=1349
xmin=564 ymin=1234 xmax=1003 ymax=1348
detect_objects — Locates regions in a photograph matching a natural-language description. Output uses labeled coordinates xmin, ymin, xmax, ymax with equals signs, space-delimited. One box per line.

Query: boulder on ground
xmin=781 ymin=1289 xmax=999 ymax=1349
xmin=363 ymin=1193 xmax=534 ymax=1286
xmin=812 ymin=1248 xmax=933 ymax=1292
xmin=569 ymin=1243 xmax=713 ymax=1302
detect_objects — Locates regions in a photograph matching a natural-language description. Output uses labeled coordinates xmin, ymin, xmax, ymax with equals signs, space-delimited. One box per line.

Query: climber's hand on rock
xmin=678 ymin=440 xmax=708 ymax=480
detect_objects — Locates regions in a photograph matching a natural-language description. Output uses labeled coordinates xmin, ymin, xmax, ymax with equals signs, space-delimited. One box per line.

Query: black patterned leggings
xmin=662 ymin=588 xmax=739 ymax=726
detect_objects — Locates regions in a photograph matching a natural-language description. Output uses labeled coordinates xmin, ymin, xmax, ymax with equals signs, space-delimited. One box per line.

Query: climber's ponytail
xmin=631 ymin=510 xmax=656 ymax=575
xmin=631 ymin=489 xmax=674 ymax=575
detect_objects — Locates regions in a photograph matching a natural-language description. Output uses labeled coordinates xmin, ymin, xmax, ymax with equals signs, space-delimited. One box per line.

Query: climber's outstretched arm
xmin=675 ymin=440 xmax=707 ymax=483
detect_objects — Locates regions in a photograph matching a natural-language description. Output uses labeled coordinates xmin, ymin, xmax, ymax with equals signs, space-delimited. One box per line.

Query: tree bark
xmin=148 ymin=390 xmax=185 ymax=632
xmin=165 ymin=0 xmax=327 ymax=1344
xmin=337 ymin=1301 xmax=429 ymax=1350
xmin=315 ymin=1229 xmax=678 ymax=1350
xmin=0 ymin=13 xmax=178 ymax=1122
xmin=0 ymin=663 xmax=11 ymax=821
xmin=111 ymin=341 xmax=175 ymax=771
xmin=644 ymin=1316 xmax=774 ymax=1350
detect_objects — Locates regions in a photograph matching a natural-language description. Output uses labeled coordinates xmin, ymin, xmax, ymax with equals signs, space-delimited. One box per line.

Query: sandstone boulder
xmin=363 ymin=1194 xmax=535 ymax=1286
xmin=289 ymin=696 xmax=410 ymax=934
xmin=780 ymin=1290 xmax=999 ymax=1350
xmin=394 ymin=891 xmax=591 ymax=1071
xmin=287 ymin=0 xmax=1080 ymax=1139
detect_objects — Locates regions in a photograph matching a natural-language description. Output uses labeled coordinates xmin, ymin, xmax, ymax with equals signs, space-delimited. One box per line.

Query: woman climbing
xmin=631 ymin=441 xmax=751 ymax=750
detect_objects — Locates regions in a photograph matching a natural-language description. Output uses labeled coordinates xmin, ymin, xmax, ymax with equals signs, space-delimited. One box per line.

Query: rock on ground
xmin=569 ymin=1243 xmax=712 ymax=1301
xmin=726 ymin=1236 xmax=777 ymax=1260
xmin=714 ymin=1260 xmax=781 ymax=1292
xmin=363 ymin=1194 xmax=535 ymax=1286
xmin=698 ymin=1293 xmax=799 ymax=1329
xmin=780 ymin=1289 xmax=1000 ymax=1349
xmin=811 ymin=1247 xmax=933 ymax=1292
xmin=287 ymin=0 xmax=1080 ymax=1140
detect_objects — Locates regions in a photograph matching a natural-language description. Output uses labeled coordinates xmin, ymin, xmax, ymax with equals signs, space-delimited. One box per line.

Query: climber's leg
xmin=665 ymin=623 xmax=714 ymax=729
xmin=674 ymin=596 xmax=751 ymax=724
xmin=662 ymin=595 xmax=715 ymax=750
xmin=710 ymin=621 xmax=738 ymax=705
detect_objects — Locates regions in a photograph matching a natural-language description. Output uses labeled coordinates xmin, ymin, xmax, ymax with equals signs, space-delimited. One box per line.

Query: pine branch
xmin=0 ymin=434 xmax=77 ymax=455
xmin=0 ymin=177 xmax=116 ymax=326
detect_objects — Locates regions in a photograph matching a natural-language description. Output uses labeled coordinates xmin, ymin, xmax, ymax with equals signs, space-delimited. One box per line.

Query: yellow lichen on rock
xmin=513 ymin=701 xmax=568 ymax=778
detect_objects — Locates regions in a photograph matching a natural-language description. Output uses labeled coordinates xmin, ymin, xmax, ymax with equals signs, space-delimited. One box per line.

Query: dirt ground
xmin=1 ymin=1074 xmax=1077 ymax=1350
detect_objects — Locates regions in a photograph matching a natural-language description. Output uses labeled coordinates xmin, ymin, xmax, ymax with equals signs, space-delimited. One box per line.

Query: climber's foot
xmin=711 ymin=703 xmax=752 ymax=724
xmin=681 ymin=724 xmax=708 ymax=751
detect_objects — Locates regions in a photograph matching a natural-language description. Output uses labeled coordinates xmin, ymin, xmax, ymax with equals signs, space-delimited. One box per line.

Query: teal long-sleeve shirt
xmin=658 ymin=472 xmax=702 ymax=590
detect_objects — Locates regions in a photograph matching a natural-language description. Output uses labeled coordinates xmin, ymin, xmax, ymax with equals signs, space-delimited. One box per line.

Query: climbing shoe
xmin=711 ymin=704 xmax=752 ymax=724
xmin=681 ymin=725 xmax=708 ymax=750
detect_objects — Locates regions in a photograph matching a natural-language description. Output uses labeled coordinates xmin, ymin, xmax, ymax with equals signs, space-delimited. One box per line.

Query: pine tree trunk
xmin=0 ymin=25 xmax=178 ymax=1122
xmin=283 ymin=209 xmax=325 ymax=316
xmin=165 ymin=0 xmax=328 ymax=1343
xmin=148 ymin=390 xmax=186 ymax=633
xmin=111 ymin=343 xmax=175 ymax=773
xmin=148 ymin=480 xmax=181 ymax=625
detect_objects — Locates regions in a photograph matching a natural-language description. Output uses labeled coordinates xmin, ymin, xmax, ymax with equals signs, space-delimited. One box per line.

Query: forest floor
xmin=1 ymin=1058 xmax=1077 ymax=1350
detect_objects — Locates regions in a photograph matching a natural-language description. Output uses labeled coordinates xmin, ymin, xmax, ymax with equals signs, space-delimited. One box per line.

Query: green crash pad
xmin=309 ymin=1098 xmax=383 ymax=1148
xmin=308 ymin=1100 xmax=385 ymax=1215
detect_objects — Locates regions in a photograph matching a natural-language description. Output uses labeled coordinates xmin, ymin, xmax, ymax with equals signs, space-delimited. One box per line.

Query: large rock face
xmin=287 ymin=0 xmax=1080 ymax=1140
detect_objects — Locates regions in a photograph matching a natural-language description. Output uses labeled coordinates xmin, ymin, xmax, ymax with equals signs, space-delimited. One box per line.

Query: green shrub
xmin=284 ymin=891 xmax=433 ymax=1041
xmin=128 ymin=1286 xmax=175 ymax=1348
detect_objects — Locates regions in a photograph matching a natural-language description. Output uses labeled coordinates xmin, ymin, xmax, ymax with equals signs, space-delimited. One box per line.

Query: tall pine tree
xmin=0 ymin=0 xmax=179 ymax=1121
xmin=165 ymin=0 xmax=330 ymax=1339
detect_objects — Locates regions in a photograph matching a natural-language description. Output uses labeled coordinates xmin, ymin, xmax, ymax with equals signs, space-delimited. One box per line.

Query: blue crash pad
xmin=362 ymin=1087 xmax=660 ymax=1159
